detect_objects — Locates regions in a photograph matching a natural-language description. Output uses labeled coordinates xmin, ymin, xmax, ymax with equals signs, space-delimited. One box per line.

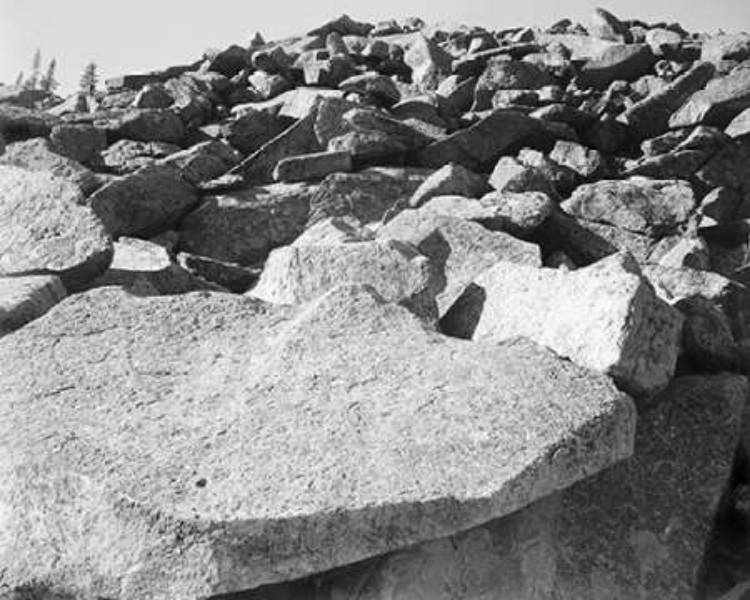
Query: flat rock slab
xmin=0 ymin=285 xmax=635 ymax=600
xmin=443 ymin=254 xmax=683 ymax=396
xmin=0 ymin=165 xmax=113 ymax=291
xmin=0 ymin=275 xmax=66 ymax=337
xmin=254 ymin=375 xmax=746 ymax=600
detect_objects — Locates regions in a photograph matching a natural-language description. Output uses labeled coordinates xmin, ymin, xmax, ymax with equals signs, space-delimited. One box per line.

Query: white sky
xmin=1 ymin=0 xmax=749 ymax=94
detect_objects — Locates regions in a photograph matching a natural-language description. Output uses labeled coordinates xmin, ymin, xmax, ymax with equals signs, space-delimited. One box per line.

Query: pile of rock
xmin=1 ymin=8 xmax=750 ymax=600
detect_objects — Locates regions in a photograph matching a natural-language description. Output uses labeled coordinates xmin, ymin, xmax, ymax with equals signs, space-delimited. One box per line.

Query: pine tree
xmin=79 ymin=62 xmax=98 ymax=95
xmin=25 ymin=49 xmax=42 ymax=90
xmin=40 ymin=59 xmax=58 ymax=93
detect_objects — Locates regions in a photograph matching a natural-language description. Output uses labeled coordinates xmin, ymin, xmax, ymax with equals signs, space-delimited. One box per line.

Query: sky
xmin=1 ymin=0 xmax=749 ymax=94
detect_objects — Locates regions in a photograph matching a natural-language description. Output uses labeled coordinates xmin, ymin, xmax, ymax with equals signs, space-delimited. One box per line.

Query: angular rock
xmin=87 ymin=165 xmax=199 ymax=238
xmin=726 ymin=107 xmax=750 ymax=139
xmin=0 ymin=104 xmax=60 ymax=142
xmin=49 ymin=123 xmax=107 ymax=166
xmin=588 ymin=7 xmax=631 ymax=42
xmin=378 ymin=210 xmax=541 ymax=315
xmin=267 ymin=374 xmax=746 ymax=600
xmin=702 ymin=33 xmax=750 ymax=63
xmin=473 ymin=58 xmax=556 ymax=111
xmin=308 ymin=14 xmax=374 ymax=37
xmin=88 ymin=237 xmax=220 ymax=295
xmin=102 ymin=139 xmax=181 ymax=174
xmin=0 ymin=137 xmax=100 ymax=195
xmin=409 ymin=163 xmax=488 ymax=208
xmin=102 ymin=109 xmax=185 ymax=144
xmin=249 ymin=240 xmax=440 ymax=319
xmin=549 ymin=140 xmax=607 ymax=179
xmin=339 ymin=72 xmax=401 ymax=107
xmin=176 ymin=252 xmax=260 ymax=293
xmin=221 ymin=109 xmax=285 ymax=155
xmin=0 ymin=275 xmax=67 ymax=337
xmin=159 ymin=140 xmax=240 ymax=185
xmin=443 ymin=254 xmax=683 ymax=396
xmin=578 ymin=44 xmax=657 ymax=90
xmin=0 ymin=284 xmax=635 ymax=598
xmin=132 ymin=84 xmax=174 ymax=109
xmin=489 ymin=156 xmax=556 ymax=196
xmin=0 ymin=166 xmax=113 ymax=291
xmin=417 ymin=110 xmax=541 ymax=170
xmin=479 ymin=190 xmax=555 ymax=237
xmin=562 ymin=178 xmax=696 ymax=236
xmin=308 ymin=170 xmax=428 ymax=226
xmin=178 ymin=183 xmax=318 ymax=265
xmin=670 ymin=65 xmax=750 ymax=128
xmin=404 ymin=35 xmax=453 ymax=91
xmin=273 ymin=150 xmax=352 ymax=182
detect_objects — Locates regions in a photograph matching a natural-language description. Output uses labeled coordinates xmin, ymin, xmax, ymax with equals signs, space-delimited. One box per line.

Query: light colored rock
xmin=0 ymin=285 xmax=635 ymax=599
xmin=0 ymin=275 xmax=66 ymax=336
xmin=273 ymin=150 xmax=352 ymax=182
xmin=249 ymin=240 xmax=439 ymax=319
xmin=293 ymin=216 xmax=372 ymax=246
xmin=378 ymin=210 xmax=541 ymax=315
xmin=0 ymin=166 xmax=113 ymax=291
xmin=408 ymin=163 xmax=488 ymax=209
xmin=443 ymin=253 xmax=683 ymax=396
xmin=479 ymin=191 xmax=555 ymax=237
xmin=562 ymin=178 xmax=696 ymax=236
xmin=273 ymin=375 xmax=744 ymax=600
xmin=159 ymin=140 xmax=241 ymax=185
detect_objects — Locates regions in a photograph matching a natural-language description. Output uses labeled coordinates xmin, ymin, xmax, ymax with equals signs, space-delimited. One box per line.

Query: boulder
xmin=404 ymin=35 xmax=453 ymax=91
xmin=726 ymin=107 xmax=750 ymax=138
xmin=100 ymin=109 xmax=186 ymax=144
xmin=339 ymin=73 xmax=401 ymax=107
xmin=473 ymin=58 xmax=556 ymax=111
xmin=88 ymin=165 xmax=199 ymax=239
xmin=0 ymin=166 xmax=113 ymax=291
xmin=269 ymin=374 xmax=745 ymax=600
xmin=159 ymin=140 xmax=241 ymax=185
xmin=489 ymin=156 xmax=557 ymax=196
xmin=49 ymin=123 xmax=107 ymax=166
xmin=220 ymin=109 xmax=285 ymax=155
xmin=273 ymin=150 xmax=352 ymax=182
xmin=702 ymin=33 xmax=750 ymax=63
xmin=308 ymin=14 xmax=374 ymax=37
xmin=0 ymin=104 xmax=60 ymax=142
xmin=176 ymin=253 xmax=260 ymax=293
xmin=0 ymin=284 xmax=635 ymax=599
xmin=442 ymin=254 xmax=683 ymax=396
xmin=588 ymin=7 xmax=631 ymax=42
xmin=102 ymin=139 xmax=181 ymax=174
xmin=670 ymin=65 xmax=750 ymax=128
xmin=178 ymin=183 xmax=318 ymax=265
xmin=549 ymin=140 xmax=607 ymax=179
xmin=0 ymin=138 xmax=101 ymax=195
xmin=478 ymin=190 xmax=555 ymax=237
xmin=249 ymin=240 xmax=440 ymax=320
xmin=378 ymin=210 xmax=541 ymax=315
xmin=578 ymin=44 xmax=657 ymax=90
xmin=408 ymin=163 xmax=488 ymax=208
xmin=562 ymin=178 xmax=696 ymax=236
xmin=0 ymin=275 xmax=66 ymax=337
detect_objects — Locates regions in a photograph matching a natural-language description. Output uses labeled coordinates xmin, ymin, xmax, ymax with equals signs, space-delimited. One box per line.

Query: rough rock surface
xmin=0 ymin=285 xmax=635 ymax=599
xmin=443 ymin=254 xmax=683 ymax=396
xmin=0 ymin=275 xmax=67 ymax=336
xmin=0 ymin=166 xmax=113 ymax=291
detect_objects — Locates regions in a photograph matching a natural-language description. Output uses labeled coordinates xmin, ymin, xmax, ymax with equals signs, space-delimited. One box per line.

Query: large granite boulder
xmin=87 ymin=165 xmax=199 ymax=238
xmin=0 ymin=285 xmax=635 ymax=599
xmin=443 ymin=253 xmax=683 ymax=396
xmin=670 ymin=64 xmax=750 ymax=128
xmin=0 ymin=166 xmax=113 ymax=291
xmin=257 ymin=374 xmax=745 ymax=600
xmin=178 ymin=183 xmax=318 ymax=265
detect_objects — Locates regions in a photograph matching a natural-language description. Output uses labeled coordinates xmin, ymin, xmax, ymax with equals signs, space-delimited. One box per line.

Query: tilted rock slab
xmin=0 ymin=166 xmax=113 ymax=291
xmin=443 ymin=254 xmax=683 ymax=396
xmin=0 ymin=285 xmax=635 ymax=600
xmin=260 ymin=374 xmax=746 ymax=600
xmin=249 ymin=240 xmax=441 ymax=320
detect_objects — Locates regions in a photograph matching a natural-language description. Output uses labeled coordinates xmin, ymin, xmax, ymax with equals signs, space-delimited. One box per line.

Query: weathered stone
xmin=327 ymin=130 xmax=410 ymax=164
xmin=0 ymin=138 xmax=101 ymax=195
xmin=409 ymin=163 xmax=488 ymax=208
xmin=0 ymin=275 xmax=66 ymax=337
xmin=404 ymin=35 xmax=453 ymax=91
xmin=473 ymin=58 xmax=556 ymax=110
xmin=230 ymin=110 xmax=321 ymax=184
xmin=308 ymin=170 xmax=428 ymax=226
xmin=677 ymin=296 xmax=738 ymax=369
xmin=479 ymin=190 xmax=555 ymax=237
xmin=339 ymin=72 xmax=401 ymax=107
xmin=88 ymin=237 xmax=220 ymax=295
xmin=159 ymin=140 xmax=240 ymax=186
xmin=277 ymin=88 xmax=343 ymax=120
xmin=87 ymin=165 xmax=199 ymax=238
xmin=175 ymin=252 xmax=259 ymax=293
xmin=656 ymin=236 xmax=710 ymax=270
xmin=273 ymin=150 xmax=352 ymax=182
xmin=248 ymin=71 xmax=293 ymax=101
xmin=619 ymin=61 xmax=716 ymax=139
xmin=308 ymin=14 xmax=374 ymax=37
xmin=702 ymin=33 xmax=750 ymax=63
xmin=131 ymin=84 xmax=174 ymax=109
xmin=203 ymin=44 xmax=249 ymax=77
xmin=0 ymin=284 xmax=635 ymax=599
xmin=102 ymin=109 xmax=185 ymax=144
xmin=293 ymin=216 xmax=371 ymax=246
xmin=489 ymin=156 xmax=556 ymax=196
xmin=314 ymin=96 xmax=363 ymax=146
xmin=443 ymin=254 xmax=683 ymax=396
xmin=578 ymin=44 xmax=657 ymax=90
xmin=549 ymin=140 xmax=607 ymax=179
xmin=588 ymin=7 xmax=631 ymax=42
xmin=417 ymin=110 xmax=541 ymax=170
xmin=49 ymin=123 xmax=107 ymax=166
xmin=0 ymin=166 xmax=112 ymax=291
xmin=249 ymin=240 xmax=440 ymax=319
xmin=378 ymin=210 xmax=541 ymax=315
xmin=178 ymin=183 xmax=318 ymax=265
xmin=670 ymin=65 xmax=750 ymax=128
xmin=562 ymin=178 xmax=696 ymax=236
xmin=221 ymin=109 xmax=285 ymax=155
xmin=102 ymin=140 xmax=181 ymax=174
xmin=726 ymin=107 xmax=750 ymax=139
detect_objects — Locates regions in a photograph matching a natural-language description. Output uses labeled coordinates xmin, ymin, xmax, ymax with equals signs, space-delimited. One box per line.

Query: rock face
xmin=443 ymin=254 xmax=683 ymax=396
xmin=87 ymin=165 xmax=199 ymax=238
xmin=257 ymin=374 xmax=746 ymax=600
xmin=250 ymin=240 xmax=440 ymax=319
xmin=0 ymin=166 xmax=113 ymax=291
xmin=0 ymin=285 xmax=635 ymax=599
xmin=0 ymin=275 xmax=67 ymax=336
